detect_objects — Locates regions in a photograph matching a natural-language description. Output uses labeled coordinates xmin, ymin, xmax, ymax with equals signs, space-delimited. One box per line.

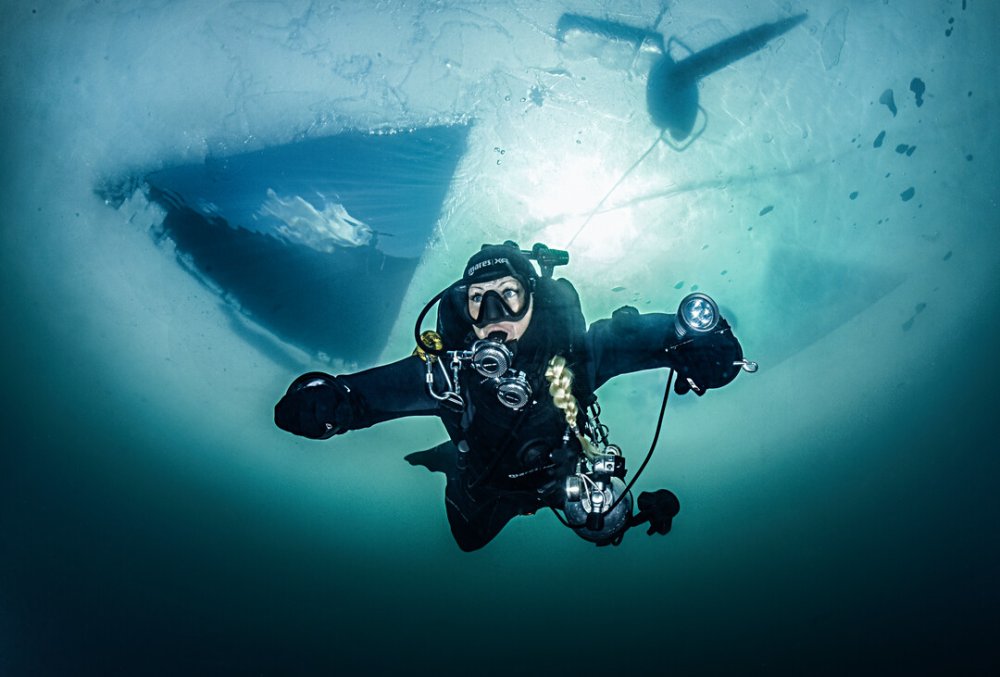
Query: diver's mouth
xmin=478 ymin=321 xmax=521 ymax=341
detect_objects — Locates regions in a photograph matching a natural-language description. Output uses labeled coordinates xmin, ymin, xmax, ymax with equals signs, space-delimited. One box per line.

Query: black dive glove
xmin=274 ymin=372 xmax=350 ymax=440
xmin=670 ymin=318 xmax=744 ymax=396
xmin=636 ymin=489 xmax=681 ymax=536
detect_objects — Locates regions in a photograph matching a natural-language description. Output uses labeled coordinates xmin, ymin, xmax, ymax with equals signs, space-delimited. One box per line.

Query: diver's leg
xmin=444 ymin=481 xmax=522 ymax=552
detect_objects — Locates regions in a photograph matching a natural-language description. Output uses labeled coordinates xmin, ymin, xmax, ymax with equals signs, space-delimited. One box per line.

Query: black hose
xmin=608 ymin=368 xmax=674 ymax=513
xmin=413 ymin=287 xmax=449 ymax=355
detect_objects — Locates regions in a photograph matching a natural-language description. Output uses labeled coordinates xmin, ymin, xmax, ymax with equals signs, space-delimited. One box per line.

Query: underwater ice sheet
xmin=117 ymin=125 xmax=469 ymax=363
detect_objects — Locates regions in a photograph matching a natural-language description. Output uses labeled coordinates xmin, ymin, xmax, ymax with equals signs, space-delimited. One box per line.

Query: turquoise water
xmin=2 ymin=1 xmax=997 ymax=674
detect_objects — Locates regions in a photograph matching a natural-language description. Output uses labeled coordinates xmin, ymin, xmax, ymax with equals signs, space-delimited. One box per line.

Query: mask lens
xmin=466 ymin=278 xmax=529 ymax=328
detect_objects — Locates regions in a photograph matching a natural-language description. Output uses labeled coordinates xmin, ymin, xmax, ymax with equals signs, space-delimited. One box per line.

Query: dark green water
xmin=4 ymin=282 xmax=998 ymax=673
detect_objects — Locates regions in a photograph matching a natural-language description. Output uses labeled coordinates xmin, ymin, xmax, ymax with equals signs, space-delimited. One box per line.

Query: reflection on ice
xmin=259 ymin=188 xmax=373 ymax=252
xmin=557 ymin=11 xmax=807 ymax=142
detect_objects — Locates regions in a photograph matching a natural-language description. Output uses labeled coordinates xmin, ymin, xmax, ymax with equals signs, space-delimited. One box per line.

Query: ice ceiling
xmin=2 ymin=0 xmax=998 ymax=673
xmin=51 ymin=0 xmax=991 ymax=376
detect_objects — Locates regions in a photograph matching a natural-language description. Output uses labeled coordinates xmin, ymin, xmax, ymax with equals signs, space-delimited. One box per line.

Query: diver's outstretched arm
xmin=274 ymin=355 xmax=439 ymax=440
xmin=586 ymin=306 xmax=744 ymax=393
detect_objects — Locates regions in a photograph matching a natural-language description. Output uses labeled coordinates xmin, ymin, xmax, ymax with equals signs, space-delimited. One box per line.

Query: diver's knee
xmin=454 ymin=534 xmax=490 ymax=552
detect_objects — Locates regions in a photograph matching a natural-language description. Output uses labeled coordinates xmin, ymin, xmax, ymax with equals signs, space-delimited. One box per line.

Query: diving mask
xmin=460 ymin=279 xmax=532 ymax=329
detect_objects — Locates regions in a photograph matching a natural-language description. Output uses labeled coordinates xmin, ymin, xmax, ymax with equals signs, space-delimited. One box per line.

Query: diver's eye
xmin=469 ymin=292 xmax=483 ymax=304
xmin=502 ymin=287 xmax=519 ymax=300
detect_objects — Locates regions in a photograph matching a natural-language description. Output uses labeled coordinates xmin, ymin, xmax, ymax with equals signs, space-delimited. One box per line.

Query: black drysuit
xmin=275 ymin=289 xmax=744 ymax=551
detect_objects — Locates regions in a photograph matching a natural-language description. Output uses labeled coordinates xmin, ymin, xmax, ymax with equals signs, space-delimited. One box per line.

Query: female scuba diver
xmin=274 ymin=241 xmax=751 ymax=551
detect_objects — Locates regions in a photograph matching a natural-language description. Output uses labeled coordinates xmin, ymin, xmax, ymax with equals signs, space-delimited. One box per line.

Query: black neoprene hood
xmin=462 ymin=244 xmax=537 ymax=287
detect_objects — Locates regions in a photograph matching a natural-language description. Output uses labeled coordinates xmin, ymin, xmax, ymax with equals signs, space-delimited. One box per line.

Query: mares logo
xmin=466 ymin=257 xmax=509 ymax=278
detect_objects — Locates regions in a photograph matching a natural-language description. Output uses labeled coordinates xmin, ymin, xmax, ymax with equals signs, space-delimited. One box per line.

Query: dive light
xmin=674 ymin=292 xmax=720 ymax=338
xmin=521 ymin=242 xmax=569 ymax=278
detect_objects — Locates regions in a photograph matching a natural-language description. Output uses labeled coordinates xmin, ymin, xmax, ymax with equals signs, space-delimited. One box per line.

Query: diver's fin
xmin=405 ymin=441 xmax=457 ymax=475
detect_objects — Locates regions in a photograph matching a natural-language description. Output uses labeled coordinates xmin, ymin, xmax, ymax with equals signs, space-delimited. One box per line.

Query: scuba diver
xmin=274 ymin=241 xmax=752 ymax=551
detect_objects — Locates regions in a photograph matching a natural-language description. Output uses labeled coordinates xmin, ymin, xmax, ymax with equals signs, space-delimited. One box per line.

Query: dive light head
xmin=528 ymin=242 xmax=569 ymax=278
xmin=674 ymin=292 xmax=720 ymax=338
